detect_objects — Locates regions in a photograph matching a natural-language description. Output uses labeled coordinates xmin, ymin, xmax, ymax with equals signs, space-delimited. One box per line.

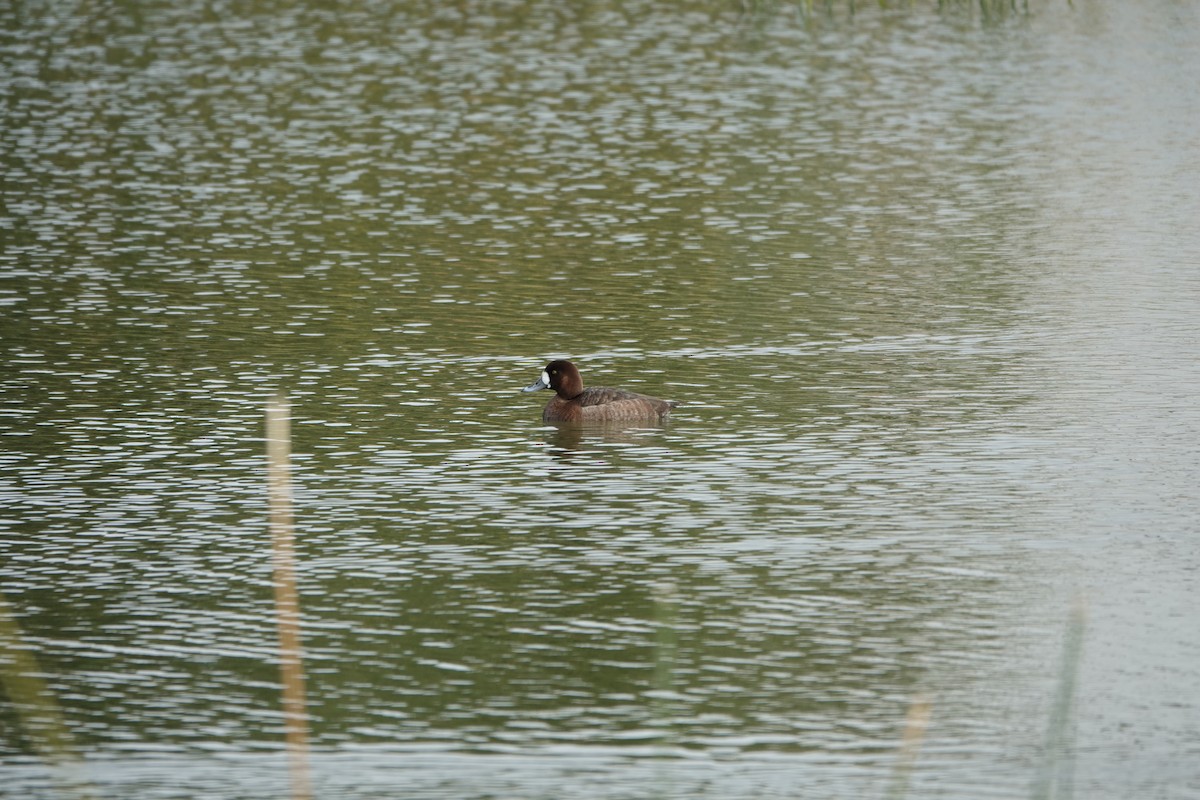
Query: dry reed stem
xmin=267 ymin=396 xmax=312 ymax=800
xmin=887 ymin=691 xmax=933 ymax=799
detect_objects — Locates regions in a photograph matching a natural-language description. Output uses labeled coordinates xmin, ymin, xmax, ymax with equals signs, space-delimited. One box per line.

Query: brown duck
xmin=522 ymin=360 xmax=677 ymax=425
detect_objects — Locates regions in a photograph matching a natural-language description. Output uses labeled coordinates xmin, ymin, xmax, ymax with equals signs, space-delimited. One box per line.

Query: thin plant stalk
xmin=651 ymin=581 xmax=679 ymax=799
xmin=0 ymin=590 xmax=95 ymax=800
xmin=651 ymin=580 xmax=679 ymax=743
xmin=267 ymin=396 xmax=312 ymax=800
xmin=1031 ymin=596 xmax=1087 ymax=800
xmin=886 ymin=692 xmax=933 ymax=800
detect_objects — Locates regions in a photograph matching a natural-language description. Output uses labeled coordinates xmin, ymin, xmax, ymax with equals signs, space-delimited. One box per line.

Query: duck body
xmin=523 ymin=360 xmax=677 ymax=425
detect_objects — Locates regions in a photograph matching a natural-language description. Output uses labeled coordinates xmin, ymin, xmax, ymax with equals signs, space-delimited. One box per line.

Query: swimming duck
xmin=522 ymin=359 xmax=677 ymax=425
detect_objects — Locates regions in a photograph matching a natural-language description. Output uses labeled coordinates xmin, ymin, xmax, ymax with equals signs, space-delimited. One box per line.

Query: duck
xmin=522 ymin=359 xmax=678 ymax=425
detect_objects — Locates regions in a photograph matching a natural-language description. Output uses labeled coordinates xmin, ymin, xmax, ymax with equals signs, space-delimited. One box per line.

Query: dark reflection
xmin=298 ymin=526 xmax=968 ymax=752
xmin=541 ymin=422 xmax=673 ymax=454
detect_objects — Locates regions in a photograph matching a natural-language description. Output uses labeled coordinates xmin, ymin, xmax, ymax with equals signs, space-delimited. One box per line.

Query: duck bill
xmin=522 ymin=374 xmax=549 ymax=392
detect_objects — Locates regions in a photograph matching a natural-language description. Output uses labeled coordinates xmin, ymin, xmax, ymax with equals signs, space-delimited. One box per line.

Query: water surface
xmin=2 ymin=1 xmax=1199 ymax=798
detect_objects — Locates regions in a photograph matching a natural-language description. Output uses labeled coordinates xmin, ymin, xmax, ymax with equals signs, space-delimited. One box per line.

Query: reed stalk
xmin=650 ymin=581 xmax=679 ymax=799
xmin=886 ymin=691 xmax=933 ymax=799
xmin=0 ymin=590 xmax=95 ymax=799
xmin=1031 ymin=596 xmax=1087 ymax=800
xmin=267 ymin=396 xmax=312 ymax=800
xmin=652 ymin=581 xmax=679 ymax=719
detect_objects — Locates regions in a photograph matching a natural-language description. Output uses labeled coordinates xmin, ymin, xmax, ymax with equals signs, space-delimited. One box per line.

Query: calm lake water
xmin=2 ymin=0 xmax=1199 ymax=798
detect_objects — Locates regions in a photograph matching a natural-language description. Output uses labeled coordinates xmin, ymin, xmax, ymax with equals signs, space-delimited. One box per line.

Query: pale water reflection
xmin=2 ymin=1 xmax=1199 ymax=798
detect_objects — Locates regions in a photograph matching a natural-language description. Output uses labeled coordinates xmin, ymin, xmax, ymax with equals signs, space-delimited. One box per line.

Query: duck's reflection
xmin=541 ymin=421 xmax=671 ymax=460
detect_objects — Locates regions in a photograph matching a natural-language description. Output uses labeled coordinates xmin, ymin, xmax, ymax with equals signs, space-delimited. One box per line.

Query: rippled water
xmin=3 ymin=1 xmax=1199 ymax=798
